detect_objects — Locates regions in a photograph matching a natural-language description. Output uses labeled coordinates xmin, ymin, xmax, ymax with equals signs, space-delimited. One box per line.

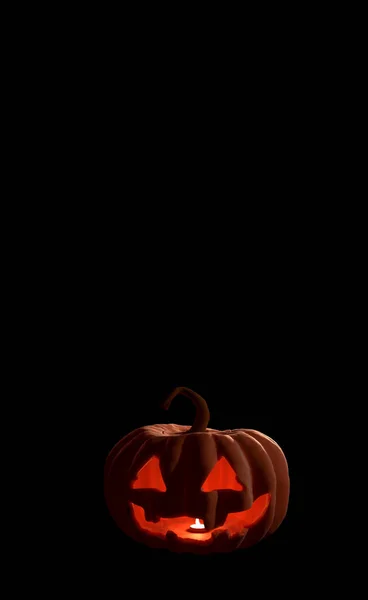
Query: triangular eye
xmin=201 ymin=457 xmax=243 ymax=491
xmin=131 ymin=456 xmax=167 ymax=491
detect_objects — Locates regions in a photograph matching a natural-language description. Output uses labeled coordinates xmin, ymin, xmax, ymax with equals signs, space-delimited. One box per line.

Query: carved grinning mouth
xmin=130 ymin=493 xmax=271 ymax=542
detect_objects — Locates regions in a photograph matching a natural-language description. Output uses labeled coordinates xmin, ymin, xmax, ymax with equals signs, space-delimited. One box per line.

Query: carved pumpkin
xmin=104 ymin=387 xmax=290 ymax=554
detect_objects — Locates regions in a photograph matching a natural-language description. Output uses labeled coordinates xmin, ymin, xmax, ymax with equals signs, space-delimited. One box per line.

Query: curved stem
xmin=162 ymin=387 xmax=210 ymax=433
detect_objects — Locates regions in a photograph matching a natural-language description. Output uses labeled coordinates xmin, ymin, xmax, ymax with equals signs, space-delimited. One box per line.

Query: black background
xmin=97 ymin=381 xmax=306 ymax=590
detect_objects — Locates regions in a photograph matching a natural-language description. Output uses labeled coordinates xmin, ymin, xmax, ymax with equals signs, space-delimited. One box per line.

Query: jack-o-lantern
xmin=104 ymin=387 xmax=290 ymax=554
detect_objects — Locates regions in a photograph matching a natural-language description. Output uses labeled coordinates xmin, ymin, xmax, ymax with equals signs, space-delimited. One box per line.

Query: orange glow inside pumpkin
xmin=132 ymin=456 xmax=167 ymax=491
xmin=201 ymin=456 xmax=243 ymax=491
xmin=190 ymin=518 xmax=205 ymax=531
xmin=132 ymin=455 xmax=244 ymax=492
xmin=130 ymin=455 xmax=271 ymax=541
xmin=131 ymin=495 xmax=271 ymax=540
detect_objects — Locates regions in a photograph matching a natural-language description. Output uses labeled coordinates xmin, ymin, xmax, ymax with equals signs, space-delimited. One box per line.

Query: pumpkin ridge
xmin=232 ymin=432 xmax=277 ymax=547
xmin=244 ymin=429 xmax=289 ymax=534
xmin=104 ymin=427 xmax=148 ymax=476
xmin=104 ymin=430 xmax=149 ymax=485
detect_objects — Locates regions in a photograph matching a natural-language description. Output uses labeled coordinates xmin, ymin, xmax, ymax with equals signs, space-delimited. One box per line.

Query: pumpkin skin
xmin=104 ymin=388 xmax=290 ymax=554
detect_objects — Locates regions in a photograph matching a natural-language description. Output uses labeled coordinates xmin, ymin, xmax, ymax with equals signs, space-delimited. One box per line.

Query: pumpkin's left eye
xmin=131 ymin=456 xmax=167 ymax=491
xmin=201 ymin=457 xmax=243 ymax=491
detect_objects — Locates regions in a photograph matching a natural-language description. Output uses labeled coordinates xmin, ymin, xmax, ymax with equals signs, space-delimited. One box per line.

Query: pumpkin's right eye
xmin=201 ymin=457 xmax=243 ymax=492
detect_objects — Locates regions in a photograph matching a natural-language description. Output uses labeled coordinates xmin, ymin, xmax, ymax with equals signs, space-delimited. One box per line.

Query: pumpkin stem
xmin=162 ymin=387 xmax=210 ymax=433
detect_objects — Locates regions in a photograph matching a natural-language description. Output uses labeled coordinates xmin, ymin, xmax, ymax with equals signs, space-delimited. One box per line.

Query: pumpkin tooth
xmin=144 ymin=510 xmax=155 ymax=522
xmin=211 ymin=530 xmax=231 ymax=543
xmin=166 ymin=530 xmax=178 ymax=541
xmin=204 ymin=516 xmax=216 ymax=530
xmin=231 ymin=531 xmax=246 ymax=543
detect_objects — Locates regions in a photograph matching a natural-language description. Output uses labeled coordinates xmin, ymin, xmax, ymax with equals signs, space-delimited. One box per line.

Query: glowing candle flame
xmin=190 ymin=518 xmax=205 ymax=531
